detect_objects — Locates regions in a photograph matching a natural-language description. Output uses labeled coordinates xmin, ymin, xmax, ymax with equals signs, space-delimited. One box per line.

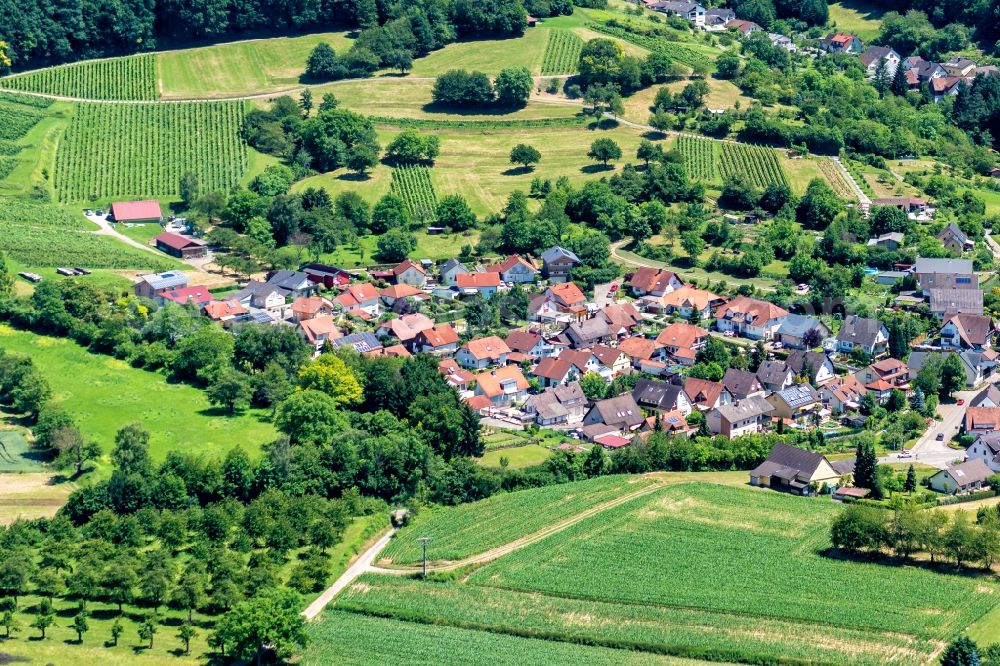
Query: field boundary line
xmin=302 ymin=525 xmax=396 ymax=620
xmin=371 ymin=477 xmax=666 ymax=573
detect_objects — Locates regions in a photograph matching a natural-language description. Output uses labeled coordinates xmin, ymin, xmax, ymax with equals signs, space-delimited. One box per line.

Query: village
xmin=89 ymin=191 xmax=1000 ymax=506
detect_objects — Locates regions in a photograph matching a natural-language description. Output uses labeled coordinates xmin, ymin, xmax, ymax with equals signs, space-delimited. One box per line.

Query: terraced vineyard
xmin=585 ymin=23 xmax=709 ymax=68
xmin=380 ymin=475 xmax=656 ymax=564
xmin=0 ymin=198 xmax=176 ymax=270
xmin=676 ymin=134 xmax=716 ymax=182
xmin=54 ymin=100 xmax=247 ymax=202
xmin=389 ymin=165 xmax=437 ymax=220
xmin=1 ymin=54 xmax=158 ymax=101
xmin=719 ymin=142 xmax=788 ymax=189
xmin=343 ymin=481 xmax=1000 ymax=666
xmin=541 ymin=30 xmax=583 ymax=75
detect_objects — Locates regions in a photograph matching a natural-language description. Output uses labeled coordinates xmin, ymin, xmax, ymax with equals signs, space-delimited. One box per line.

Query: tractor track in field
xmin=302 ymin=477 xmax=665 ymax=619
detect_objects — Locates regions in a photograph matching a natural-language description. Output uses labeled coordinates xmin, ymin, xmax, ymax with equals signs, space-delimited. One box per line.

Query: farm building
xmin=749 ymin=444 xmax=844 ymax=494
xmin=303 ymin=263 xmax=351 ymax=288
xmin=110 ymin=199 xmax=163 ymax=223
xmin=154 ymin=232 xmax=207 ymax=259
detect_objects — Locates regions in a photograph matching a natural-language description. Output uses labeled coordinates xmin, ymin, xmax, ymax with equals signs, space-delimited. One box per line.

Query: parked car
xmin=722 ymin=330 xmax=734 ymax=337
xmin=936 ymin=433 xmax=944 ymax=441
xmin=609 ymin=284 xmax=619 ymax=293
xmin=898 ymin=450 xmax=913 ymax=459
xmin=957 ymin=399 xmax=965 ymax=406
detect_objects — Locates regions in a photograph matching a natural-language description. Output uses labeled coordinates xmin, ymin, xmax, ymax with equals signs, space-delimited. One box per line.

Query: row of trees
xmin=431 ymin=67 xmax=534 ymax=108
xmin=832 ymin=502 xmax=1000 ymax=570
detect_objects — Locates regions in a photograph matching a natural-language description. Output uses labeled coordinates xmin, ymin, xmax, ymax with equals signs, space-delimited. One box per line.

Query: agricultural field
xmin=296 ymin=123 xmax=651 ymax=217
xmin=344 ymin=482 xmax=1000 ymax=666
xmin=584 ymin=22 xmax=719 ymax=70
xmin=407 ymin=29 xmax=549 ymax=77
xmin=676 ymin=134 xmax=716 ymax=182
xmin=541 ymin=30 xmax=584 ymax=75
xmin=719 ymin=142 xmax=788 ymax=189
xmin=817 ymin=155 xmax=856 ymax=199
xmin=390 ymin=165 xmax=438 ymax=219
xmin=1 ymin=54 xmax=158 ymax=101
xmin=0 ymin=324 xmax=277 ymax=468
xmin=379 ymin=474 xmax=659 ymax=565
xmin=304 ymin=611 xmax=720 ymax=666
xmin=157 ymin=31 xmax=354 ymax=98
xmin=54 ymin=100 xmax=247 ymax=202
xmin=0 ymin=473 xmax=74 ymax=524
xmin=0 ymin=198 xmax=177 ymax=271
xmin=0 ymin=92 xmax=53 ymax=142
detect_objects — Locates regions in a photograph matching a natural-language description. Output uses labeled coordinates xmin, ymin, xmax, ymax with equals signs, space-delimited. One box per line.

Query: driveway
xmin=593 ymin=279 xmax=623 ymax=308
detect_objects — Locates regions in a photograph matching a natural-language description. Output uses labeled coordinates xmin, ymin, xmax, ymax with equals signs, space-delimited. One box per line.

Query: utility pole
xmin=417 ymin=537 xmax=430 ymax=578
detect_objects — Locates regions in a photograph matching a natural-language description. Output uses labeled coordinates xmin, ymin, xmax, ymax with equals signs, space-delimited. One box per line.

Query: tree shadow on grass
xmin=587 ymin=118 xmax=619 ymax=131
xmin=580 ymin=164 xmax=613 ymax=174
xmin=420 ymin=102 xmax=528 ymax=117
xmin=502 ymin=166 xmax=534 ymax=176
xmin=336 ymin=172 xmax=372 ymax=182
xmin=643 ymin=130 xmax=668 ymax=141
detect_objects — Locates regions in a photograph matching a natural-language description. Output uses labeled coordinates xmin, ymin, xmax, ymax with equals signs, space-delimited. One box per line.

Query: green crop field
xmin=719 ymin=142 xmax=788 ymax=189
xmin=1 ymin=54 xmax=158 ymax=100
xmin=541 ymin=30 xmax=583 ymax=75
xmin=54 ymin=100 xmax=247 ymax=202
xmin=0 ymin=93 xmax=52 ymax=142
xmin=305 ymin=611 xmax=720 ymax=666
xmin=349 ymin=482 xmax=1000 ymax=666
xmin=380 ymin=475 xmax=658 ymax=565
xmin=0 ymin=198 xmax=177 ymax=271
xmin=676 ymin=134 xmax=716 ymax=182
xmin=389 ymin=165 xmax=437 ymax=219
xmin=0 ymin=324 xmax=276 ymax=467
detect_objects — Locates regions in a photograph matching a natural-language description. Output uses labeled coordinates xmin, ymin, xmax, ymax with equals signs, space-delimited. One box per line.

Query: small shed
xmin=154 ymin=232 xmax=206 ymax=259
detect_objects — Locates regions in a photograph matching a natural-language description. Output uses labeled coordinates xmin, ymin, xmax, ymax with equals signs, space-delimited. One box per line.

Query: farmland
xmin=584 ymin=23 xmax=718 ymax=69
xmin=54 ymin=100 xmax=247 ymax=202
xmin=1 ymin=54 xmax=158 ymax=101
xmin=390 ymin=165 xmax=438 ymax=219
xmin=0 ymin=324 xmax=276 ymax=467
xmin=304 ymin=611 xmax=720 ymax=666
xmin=541 ymin=30 xmax=584 ymax=75
xmin=676 ymin=134 xmax=717 ymax=182
xmin=0 ymin=198 xmax=177 ymax=271
xmin=379 ymin=474 xmax=659 ymax=565
xmin=0 ymin=93 xmax=53 ymax=142
xmin=719 ymin=142 xmax=789 ymax=189
xmin=342 ymin=481 xmax=1000 ymax=666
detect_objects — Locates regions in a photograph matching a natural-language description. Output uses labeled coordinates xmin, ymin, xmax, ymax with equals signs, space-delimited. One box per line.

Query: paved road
xmin=85 ymin=213 xmax=165 ymax=256
xmin=593 ymin=279 xmax=623 ymax=308
xmin=880 ymin=388 xmax=977 ymax=469
xmin=301 ymin=527 xmax=396 ymax=620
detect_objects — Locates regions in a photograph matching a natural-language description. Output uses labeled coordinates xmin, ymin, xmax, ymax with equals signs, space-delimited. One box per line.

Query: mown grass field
xmin=304 ymin=611 xmax=722 ymax=666
xmin=0 ymin=324 xmax=276 ymax=467
xmin=380 ymin=475 xmax=658 ymax=565
xmin=0 ymin=428 xmax=45 ymax=472
xmin=294 ymin=122 xmax=652 ymax=217
xmin=157 ymin=31 xmax=354 ymax=98
xmin=341 ymin=481 xmax=1000 ymax=666
xmin=827 ymin=0 xmax=886 ymax=42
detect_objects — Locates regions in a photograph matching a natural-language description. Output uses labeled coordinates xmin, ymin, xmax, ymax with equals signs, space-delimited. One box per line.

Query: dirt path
xmin=370 ymin=478 xmax=665 ymax=574
xmin=301 ymin=527 xmax=397 ymax=620
xmin=0 ymin=74 xmax=576 ymax=105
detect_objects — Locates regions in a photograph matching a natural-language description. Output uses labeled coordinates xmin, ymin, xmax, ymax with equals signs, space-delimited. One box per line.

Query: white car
xmin=898 ymin=450 xmax=913 ymax=459
xmin=722 ymin=330 xmax=734 ymax=337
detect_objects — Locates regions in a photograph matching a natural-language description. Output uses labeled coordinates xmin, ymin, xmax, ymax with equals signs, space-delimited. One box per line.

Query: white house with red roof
xmin=392 ymin=259 xmax=427 ymax=287
xmin=335 ymin=283 xmax=380 ymax=317
xmin=298 ymin=316 xmax=342 ymax=352
xmin=161 ymin=285 xmax=212 ymax=307
xmin=456 ymin=272 xmax=501 ymax=297
xmin=457 ymin=336 xmax=511 ymax=370
xmin=415 ymin=324 xmax=460 ymax=356
xmin=487 ymin=255 xmax=538 ymax=284
xmin=290 ymin=295 xmax=333 ymax=322
xmin=715 ymin=296 xmax=789 ymax=340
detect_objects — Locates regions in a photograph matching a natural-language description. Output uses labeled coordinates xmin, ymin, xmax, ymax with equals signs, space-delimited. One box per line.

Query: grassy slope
xmin=157 ymin=31 xmax=355 ymax=98
xmin=827 ymin=1 xmax=886 ymax=42
xmin=0 ymin=101 xmax=73 ymax=198
xmin=295 ymin=122 xmax=651 ymax=219
xmin=304 ymin=611 xmax=723 ymax=666
xmin=0 ymin=324 xmax=276 ymax=467
xmin=407 ymin=29 xmax=550 ymax=77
